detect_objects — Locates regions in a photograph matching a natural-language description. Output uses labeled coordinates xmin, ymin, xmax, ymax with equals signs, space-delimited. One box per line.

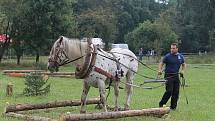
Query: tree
xmin=74 ymin=0 xmax=117 ymax=49
xmin=23 ymin=74 xmax=50 ymax=96
xmin=0 ymin=0 xmax=14 ymax=63
xmin=175 ymin=0 xmax=215 ymax=52
xmin=125 ymin=20 xmax=178 ymax=57
xmin=1 ymin=0 xmax=77 ymax=63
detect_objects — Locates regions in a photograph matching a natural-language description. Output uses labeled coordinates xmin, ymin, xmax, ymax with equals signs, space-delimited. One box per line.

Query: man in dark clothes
xmin=158 ymin=43 xmax=186 ymax=110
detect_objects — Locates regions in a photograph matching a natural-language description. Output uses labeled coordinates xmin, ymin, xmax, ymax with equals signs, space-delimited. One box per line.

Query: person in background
xmin=139 ymin=48 xmax=144 ymax=61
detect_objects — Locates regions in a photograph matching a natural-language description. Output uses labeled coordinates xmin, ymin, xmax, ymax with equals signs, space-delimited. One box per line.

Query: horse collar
xmin=75 ymin=39 xmax=97 ymax=79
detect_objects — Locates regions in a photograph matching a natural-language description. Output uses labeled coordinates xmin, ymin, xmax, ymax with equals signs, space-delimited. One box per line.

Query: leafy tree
xmin=175 ymin=0 xmax=215 ymax=52
xmin=1 ymin=0 xmax=77 ymax=63
xmin=75 ymin=0 xmax=117 ymax=49
xmin=125 ymin=20 xmax=178 ymax=56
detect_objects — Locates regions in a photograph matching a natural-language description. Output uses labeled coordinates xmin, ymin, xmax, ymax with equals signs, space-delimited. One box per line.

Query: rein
xmin=59 ymin=55 xmax=85 ymax=66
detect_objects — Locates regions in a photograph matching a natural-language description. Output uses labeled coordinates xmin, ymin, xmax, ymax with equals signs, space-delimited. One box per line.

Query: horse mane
xmin=59 ymin=36 xmax=88 ymax=58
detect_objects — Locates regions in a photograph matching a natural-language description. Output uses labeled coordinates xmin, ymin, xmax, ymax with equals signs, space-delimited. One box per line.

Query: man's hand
xmin=180 ymin=70 xmax=184 ymax=75
xmin=179 ymin=70 xmax=184 ymax=77
xmin=158 ymin=71 xmax=162 ymax=75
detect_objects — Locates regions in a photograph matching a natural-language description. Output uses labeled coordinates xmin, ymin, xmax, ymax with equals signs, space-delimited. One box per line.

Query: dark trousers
xmin=159 ymin=74 xmax=180 ymax=109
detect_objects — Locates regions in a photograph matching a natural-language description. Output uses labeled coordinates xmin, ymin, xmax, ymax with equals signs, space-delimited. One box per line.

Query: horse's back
xmin=110 ymin=48 xmax=138 ymax=72
xmin=110 ymin=48 xmax=137 ymax=59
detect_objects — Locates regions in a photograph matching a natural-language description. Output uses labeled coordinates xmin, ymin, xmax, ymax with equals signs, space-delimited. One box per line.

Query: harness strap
xmin=94 ymin=66 xmax=119 ymax=81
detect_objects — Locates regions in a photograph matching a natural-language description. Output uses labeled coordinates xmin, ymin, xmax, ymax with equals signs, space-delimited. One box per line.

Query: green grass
xmin=0 ymin=57 xmax=215 ymax=121
xmin=185 ymin=54 xmax=215 ymax=64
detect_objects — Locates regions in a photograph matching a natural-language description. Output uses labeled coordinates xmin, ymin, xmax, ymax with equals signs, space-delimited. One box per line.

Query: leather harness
xmin=75 ymin=38 xmax=119 ymax=81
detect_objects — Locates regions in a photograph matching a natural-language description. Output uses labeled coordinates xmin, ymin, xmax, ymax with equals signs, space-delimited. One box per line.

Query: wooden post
xmin=5 ymin=98 xmax=100 ymax=113
xmin=6 ymin=82 xmax=13 ymax=96
xmin=59 ymin=107 xmax=170 ymax=121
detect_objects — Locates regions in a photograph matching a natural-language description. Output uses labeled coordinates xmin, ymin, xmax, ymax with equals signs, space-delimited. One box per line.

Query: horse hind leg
xmin=80 ymin=80 xmax=90 ymax=113
xmin=98 ymin=80 xmax=108 ymax=112
xmin=113 ymin=81 xmax=119 ymax=111
xmin=124 ymin=71 xmax=135 ymax=110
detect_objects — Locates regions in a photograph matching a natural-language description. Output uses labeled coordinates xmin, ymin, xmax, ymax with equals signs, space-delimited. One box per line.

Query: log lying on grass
xmin=5 ymin=112 xmax=57 ymax=121
xmin=3 ymin=70 xmax=75 ymax=75
xmin=6 ymin=73 xmax=26 ymax=77
xmin=6 ymin=73 xmax=75 ymax=78
xmin=49 ymin=75 xmax=74 ymax=78
xmin=4 ymin=71 xmax=75 ymax=78
xmin=3 ymin=70 xmax=45 ymax=73
xmin=5 ymin=98 xmax=100 ymax=113
xmin=36 ymin=72 xmax=75 ymax=75
xmin=59 ymin=107 xmax=170 ymax=121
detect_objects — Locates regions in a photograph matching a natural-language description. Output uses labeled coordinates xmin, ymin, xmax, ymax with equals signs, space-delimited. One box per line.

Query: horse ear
xmin=59 ymin=36 xmax=63 ymax=44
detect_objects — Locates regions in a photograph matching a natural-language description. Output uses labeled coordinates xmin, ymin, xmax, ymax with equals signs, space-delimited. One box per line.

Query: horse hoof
xmin=114 ymin=106 xmax=119 ymax=111
xmin=124 ymin=106 xmax=130 ymax=111
xmin=80 ymin=110 xmax=86 ymax=114
xmin=95 ymin=104 xmax=103 ymax=109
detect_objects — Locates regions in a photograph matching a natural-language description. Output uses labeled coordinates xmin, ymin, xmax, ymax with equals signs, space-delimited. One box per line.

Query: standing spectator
xmin=139 ymin=48 xmax=144 ymax=61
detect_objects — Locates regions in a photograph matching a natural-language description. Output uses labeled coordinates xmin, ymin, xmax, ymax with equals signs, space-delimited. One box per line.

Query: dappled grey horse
xmin=47 ymin=36 xmax=138 ymax=113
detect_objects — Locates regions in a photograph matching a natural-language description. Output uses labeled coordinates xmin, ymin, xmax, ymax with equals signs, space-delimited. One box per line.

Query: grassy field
xmin=0 ymin=56 xmax=215 ymax=121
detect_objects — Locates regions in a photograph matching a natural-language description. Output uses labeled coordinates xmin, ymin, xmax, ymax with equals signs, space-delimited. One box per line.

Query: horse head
xmin=48 ymin=36 xmax=68 ymax=72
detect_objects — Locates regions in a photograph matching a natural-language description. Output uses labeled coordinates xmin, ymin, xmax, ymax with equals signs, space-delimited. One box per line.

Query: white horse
xmin=47 ymin=36 xmax=138 ymax=113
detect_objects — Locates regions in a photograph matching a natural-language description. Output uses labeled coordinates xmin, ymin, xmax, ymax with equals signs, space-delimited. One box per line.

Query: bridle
xmin=48 ymin=40 xmax=85 ymax=68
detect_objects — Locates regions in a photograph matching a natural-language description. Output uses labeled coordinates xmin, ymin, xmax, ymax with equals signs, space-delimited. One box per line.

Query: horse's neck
xmin=66 ymin=39 xmax=87 ymax=66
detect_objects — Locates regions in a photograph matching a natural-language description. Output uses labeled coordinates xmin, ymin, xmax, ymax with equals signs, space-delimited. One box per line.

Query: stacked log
xmin=2 ymin=70 xmax=75 ymax=78
xmin=5 ymin=98 xmax=100 ymax=113
xmin=3 ymin=70 xmax=45 ymax=73
xmin=6 ymin=112 xmax=56 ymax=121
xmin=59 ymin=107 xmax=170 ymax=121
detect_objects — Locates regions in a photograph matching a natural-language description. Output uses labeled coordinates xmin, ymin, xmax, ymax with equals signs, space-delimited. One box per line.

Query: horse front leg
xmin=125 ymin=72 xmax=134 ymax=110
xmin=113 ymin=81 xmax=119 ymax=111
xmin=80 ymin=80 xmax=90 ymax=113
xmin=98 ymin=81 xmax=107 ymax=112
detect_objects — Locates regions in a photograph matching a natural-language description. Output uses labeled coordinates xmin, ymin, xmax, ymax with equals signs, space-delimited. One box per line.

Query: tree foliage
xmin=175 ymin=0 xmax=215 ymax=52
xmin=125 ymin=20 xmax=178 ymax=54
xmin=1 ymin=0 xmax=215 ymax=64
xmin=23 ymin=74 xmax=50 ymax=96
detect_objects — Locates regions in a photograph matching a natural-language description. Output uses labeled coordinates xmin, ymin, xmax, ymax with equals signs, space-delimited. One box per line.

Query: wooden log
xmin=49 ymin=75 xmax=74 ymax=78
xmin=5 ymin=98 xmax=100 ymax=113
xmin=5 ymin=72 xmax=75 ymax=78
xmin=35 ymin=72 xmax=75 ymax=75
xmin=3 ymin=70 xmax=45 ymax=73
xmin=6 ymin=82 xmax=13 ymax=96
xmin=59 ymin=107 xmax=170 ymax=121
xmin=3 ymin=70 xmax=75 ymax=75
xmin=6 ymin=73 xmax=26 ymax=77
xmin=5 ymin=112 xmax=57 ymax=121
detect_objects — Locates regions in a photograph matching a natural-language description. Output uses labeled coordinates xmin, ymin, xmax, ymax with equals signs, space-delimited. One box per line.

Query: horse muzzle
xmin=47 ymin=62 xmax=59 ymax=72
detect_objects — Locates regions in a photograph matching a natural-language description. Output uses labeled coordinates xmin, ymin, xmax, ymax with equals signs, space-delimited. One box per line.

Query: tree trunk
xmin=0 ymin=42 xmax=10 ymax=63
xmin=5 ymin=112 xmax=56 ymax=121
xmin=0 ymin=21 xmax=10 ymax=63
xmin=5 ymin=98 xmax=100 ymax=113
xmin=59 ymin=107 xmax=170 ymax=121
xmin=36 ymin=52 xmax=40 ymax=63
xmin=16 ymin=54 xmax=21 ymax=65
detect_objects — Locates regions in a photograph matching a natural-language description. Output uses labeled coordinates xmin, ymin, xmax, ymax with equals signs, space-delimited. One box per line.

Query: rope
xmin=180 ymin=73 xmax=189 ymax=104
